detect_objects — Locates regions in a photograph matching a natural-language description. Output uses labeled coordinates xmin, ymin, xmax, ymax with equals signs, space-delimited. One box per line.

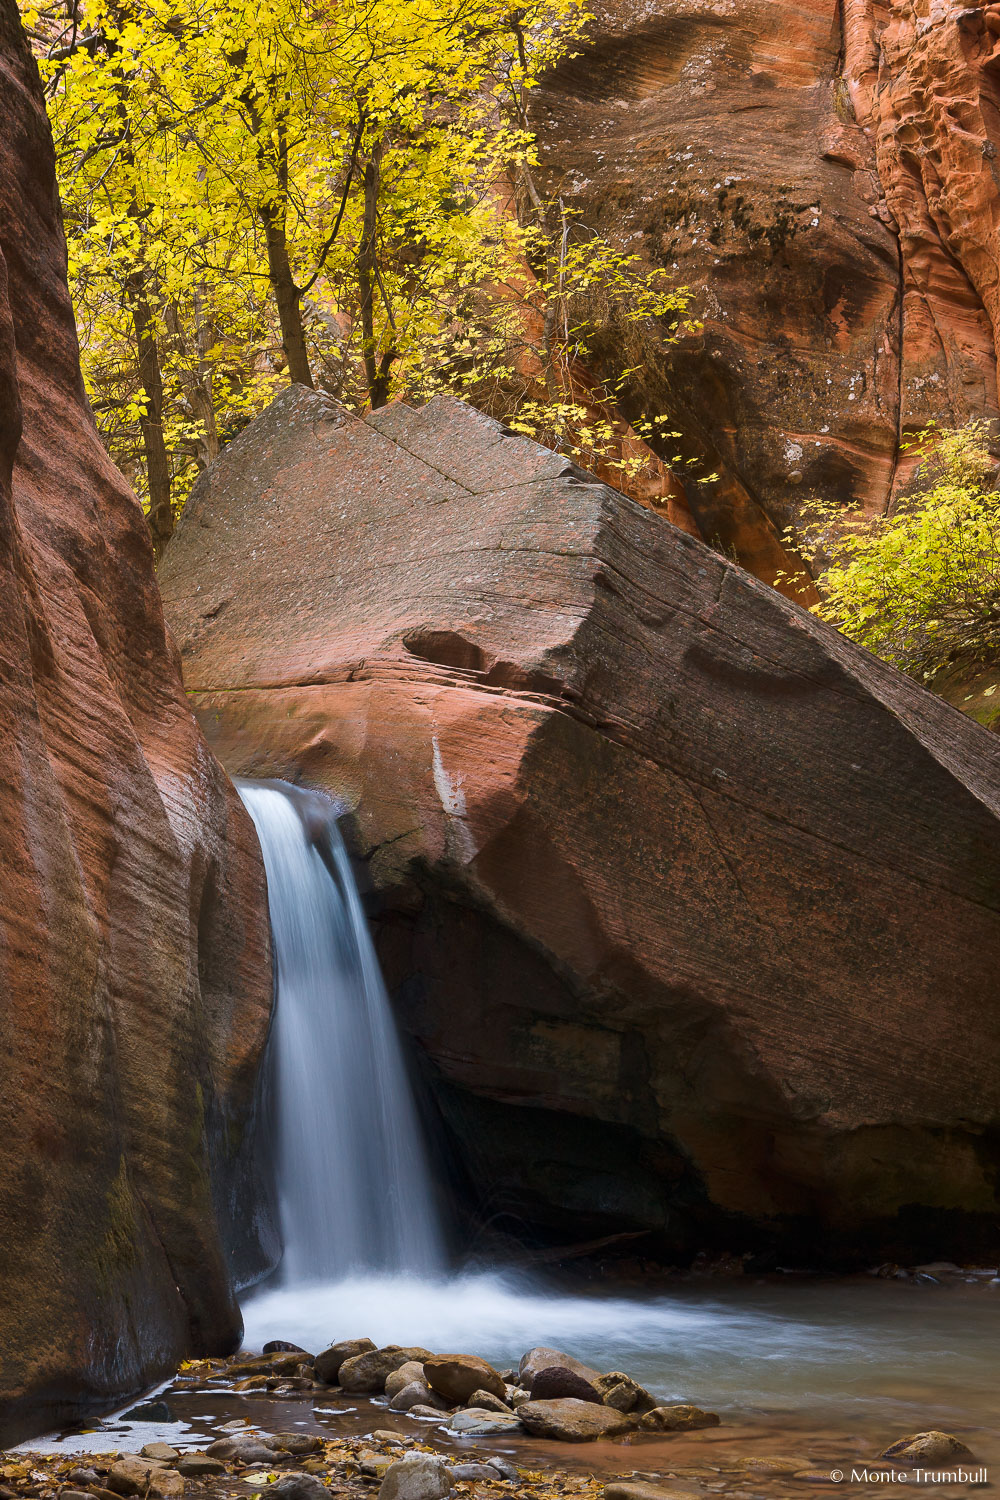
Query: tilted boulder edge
xmin=0 ymin=3 xmax=272 ymax=1441
xmin=161 ymin=382 xmax=1000 ymax=1264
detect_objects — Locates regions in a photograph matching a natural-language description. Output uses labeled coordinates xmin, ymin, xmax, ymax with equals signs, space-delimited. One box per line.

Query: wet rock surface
xmin=160 ymin=386 xmax=1000 ymax=1263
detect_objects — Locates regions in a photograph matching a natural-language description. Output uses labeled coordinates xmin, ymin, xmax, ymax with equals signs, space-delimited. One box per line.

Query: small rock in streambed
xmin=359 ymin=1455 xmax=396 ymax=1479
xmin=466 ymin=1388 xmax=510 ymax=1412
xmin=59 ymin=1490 xmax=93 ymax=1500
xmin=176 ymin=1455 xmax=226 ymax=1478
xmin=342 ymin=1347 xmax=432 ymax=1394
xmin=230 ymin=1352 xmax=307 ymax=1379
xmin=378 ymin=1454 xmax=453 ymax=1500
xmin=605 ymin=1485 xmax=705 ymax=1500
xmin=268 ymin=1475 xmax=331 ymax=1500
xmin=423 ymin=1355 xmax=506 ymax=1406
xmin=732 ymin=1458 xmax=813 ymax=1476
xmin=879 ymin=1432 xmax=975 ymax=1463
xmin=518 ymin=1398 xmax=637 ymax=1442
xmin=123 ymin=1402 xmax=172 ymax=1423
xmin=385 ymin=1362 xmax=428 ymax=1400
xmin=206 ymin=1436 xmax=277 ymax=1464
xmin=640 ymin=1406 xmax=720 ymax=1433
xmin=518 ymin=1347 xmax=603 ymax=1391
xmin=389 ymin=1381 xmax=436 ymax=1412
xmin=66 ymin=1470 xmax=101 ymax=1487
xmin=529 ymin=1366 xmax=603 ymax=1404
xmin=107 ymin=1458 xmax=183 ymax=1499
xmin=448 ymin=1466 xmax=498 ymax=1483
xmin=594 ymin=1372 xmax=656 ymax=1415
xmin=271 ymin=1434 xmax=323 ymax=1456
xmin=484 ymin=1460 xmax=519 ymax=1483
xmin=140 ymin=1446 xmax=180 ymax=1463
xmin=447 ymin=1409 xmax=523 ymax=1435
xmin=314 ymin=1338 xmax=378 ymax=1385
xmin=264 ymin=1341 xmax=312 ymax=1356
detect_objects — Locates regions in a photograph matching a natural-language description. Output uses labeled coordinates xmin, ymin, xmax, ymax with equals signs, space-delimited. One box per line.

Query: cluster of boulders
xmin=221 ymin=1342 xmax=719 ymax=1445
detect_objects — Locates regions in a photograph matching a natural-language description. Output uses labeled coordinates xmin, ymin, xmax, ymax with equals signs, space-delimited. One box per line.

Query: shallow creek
xmin=21 ymin=1272 xmax=1000 ymax=1484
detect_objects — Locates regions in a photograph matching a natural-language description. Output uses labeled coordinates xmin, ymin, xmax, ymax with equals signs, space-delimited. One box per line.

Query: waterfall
xmin=237 ymin=779 xmax=444 ymax=1282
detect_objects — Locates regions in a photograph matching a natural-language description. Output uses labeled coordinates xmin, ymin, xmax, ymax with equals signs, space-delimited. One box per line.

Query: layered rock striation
xmin=0 ymin=2 xmax=272 ymax=1441
xmin=527 ymin=0 xmax=1000 ymax=583
xmin=161 ymin=386 xmax=1000 ymax=1263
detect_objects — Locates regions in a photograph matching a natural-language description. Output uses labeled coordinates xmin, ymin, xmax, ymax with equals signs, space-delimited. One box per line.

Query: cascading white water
xmin=237 ymin=780 xmax=444 ymax=1281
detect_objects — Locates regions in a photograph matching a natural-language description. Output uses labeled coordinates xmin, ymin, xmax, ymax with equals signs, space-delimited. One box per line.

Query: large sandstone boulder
xmin=528 ymin=1 xmax=1000 ymax=581
xmin=161 ymin=385 xmax=1000 ymax=1262
xmin=0 ymin=1 xmax=271 ymax=1443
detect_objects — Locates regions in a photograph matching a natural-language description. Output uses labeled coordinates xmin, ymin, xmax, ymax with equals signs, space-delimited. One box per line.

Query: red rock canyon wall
xmin=528 ymin=0 xmax=1000 ymax=580
xmin=0 ymin=1 xmax=272 ymax=1443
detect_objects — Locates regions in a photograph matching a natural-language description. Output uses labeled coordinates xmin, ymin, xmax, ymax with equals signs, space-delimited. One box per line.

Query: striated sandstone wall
xmin=0 ymin=1 xmax=272 ymax=1443
xmin=528 ymin=0 xmax=1000 ymax=579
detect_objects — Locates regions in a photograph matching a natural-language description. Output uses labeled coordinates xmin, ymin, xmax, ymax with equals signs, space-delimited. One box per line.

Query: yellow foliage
xmin=20 ymin=0 xmax=689 ymax=536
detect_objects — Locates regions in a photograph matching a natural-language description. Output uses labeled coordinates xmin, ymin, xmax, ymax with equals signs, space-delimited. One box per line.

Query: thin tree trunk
xmin=128 ymin=273 xmax=173 ymax=558
xmin=259 ymin=199 xmax=314 ymax=388
xmin=358 ymin=147 xmax=393 ymax=409
xmin=241 ymin=89 xmax=314 ymax=388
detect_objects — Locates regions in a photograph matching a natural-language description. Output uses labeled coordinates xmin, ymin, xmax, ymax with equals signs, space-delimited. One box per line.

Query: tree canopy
xmin=20 ymin=0 xmax=691 ymax=553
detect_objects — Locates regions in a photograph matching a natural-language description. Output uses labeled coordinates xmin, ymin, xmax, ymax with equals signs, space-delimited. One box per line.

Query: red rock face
xmin=0 ymin=4 xmax=272 ymax=1442
xmin=160 ymin=385 xmax=1000 ymax=1265
xmin=527 ymin=0 xmax=1000 ymax=578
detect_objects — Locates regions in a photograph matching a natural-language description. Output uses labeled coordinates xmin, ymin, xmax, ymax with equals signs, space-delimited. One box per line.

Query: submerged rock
xmin=517 ymin=1397 xmax=637 ymax=1441
xmin=879 ymin=1432 xmax=975 ymax=1463
xmin=640 ymin=1405 xmax=721 ymax=1432
xmin=605 ymin=1485 xmax=705 ymax=1500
